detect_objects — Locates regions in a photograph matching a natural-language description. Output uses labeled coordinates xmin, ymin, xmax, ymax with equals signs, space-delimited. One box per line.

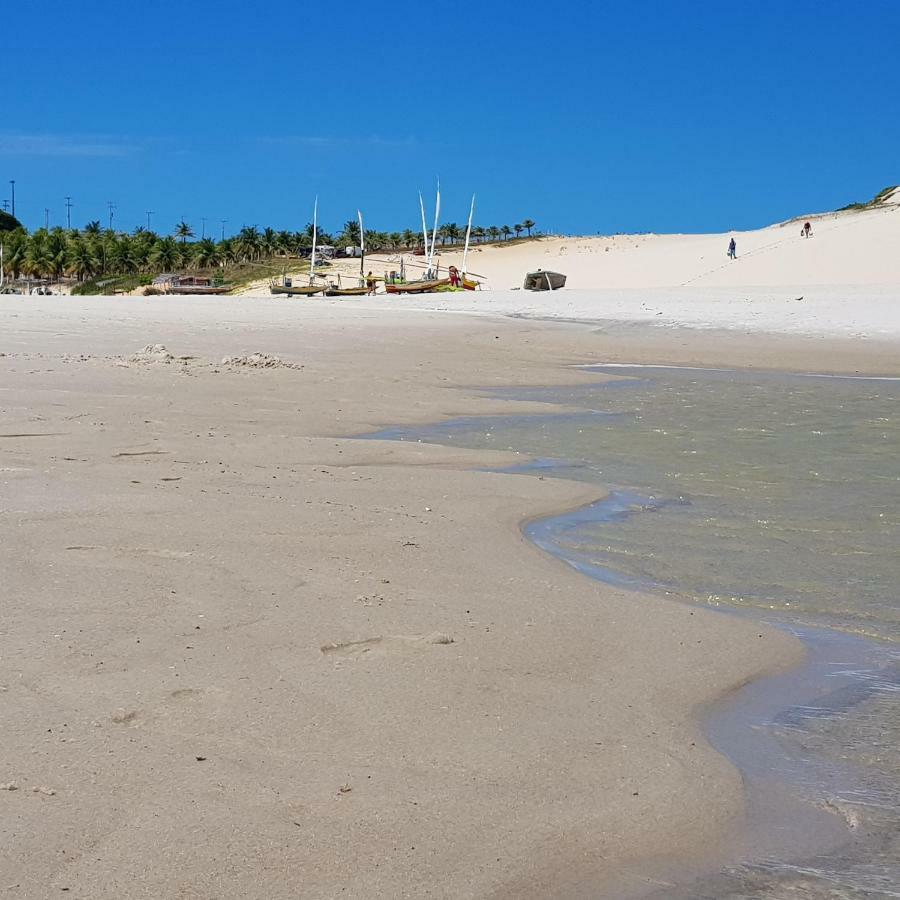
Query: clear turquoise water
xmin=369 ymin=365 xmax=900 ymax=898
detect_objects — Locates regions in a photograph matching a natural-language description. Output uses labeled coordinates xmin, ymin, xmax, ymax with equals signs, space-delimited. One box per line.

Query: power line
xmin=64 ymin=196 xmax=73 ymax=230
xmin=107 ymin=200 xmax=116 ymax=232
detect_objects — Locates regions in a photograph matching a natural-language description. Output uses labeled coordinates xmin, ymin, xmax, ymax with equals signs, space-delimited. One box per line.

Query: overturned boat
xmin=523 ymin=270 xmax=566 ymax=291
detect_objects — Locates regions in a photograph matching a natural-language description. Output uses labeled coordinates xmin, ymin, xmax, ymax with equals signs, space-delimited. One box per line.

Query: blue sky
xmin=3 ymin=0 xmax=898 ymax=236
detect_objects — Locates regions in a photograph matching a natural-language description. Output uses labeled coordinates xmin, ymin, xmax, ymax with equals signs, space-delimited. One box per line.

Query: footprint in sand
xmin=320 ymin=632 xmax=454 ymax=659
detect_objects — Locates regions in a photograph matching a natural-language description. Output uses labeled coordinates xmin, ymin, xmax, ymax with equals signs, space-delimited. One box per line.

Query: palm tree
xmin=108 ymin=237 xmax=137 ymax=273
xmin=487 ymin=226 xmax=501 ymax=243
xmin=440 ymin=222 xmax=460 ymax=245
xmin=217 ymin=238 xmax=236 ymax=268
xmin=514 ymin=223 xmax=524 ymax=238
xmin=521 ymin=218 xmax=535 ymax=237
xmin=234 ymin=226 xmax=261 ymax=262
xmin=192 ymin=238 xmax=220 ymax=268
xmin=66 ymin=239 xmax=100 ymax=281
xmin=175 ymin=221 xmax=194 ymax=244
xmin=401 ymin=229 xmax=416 ymax=248
xmin=261 ymin=227 xmax=277 ymax=257
xmin=501 ymin=225 xmax=512 ymax=241
xmin=84 ymin=221 xmax=101 ymax=236
xmin=150 ymin=236 xmax=182 ymax=271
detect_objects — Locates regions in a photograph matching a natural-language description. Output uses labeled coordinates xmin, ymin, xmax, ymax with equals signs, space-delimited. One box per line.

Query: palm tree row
xmin=1 ymin=217 xmax=539 ymax=282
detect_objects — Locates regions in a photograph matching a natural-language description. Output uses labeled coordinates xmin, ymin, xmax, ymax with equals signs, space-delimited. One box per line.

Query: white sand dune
xmin=273 ymin=192 xmax=900 ymax=340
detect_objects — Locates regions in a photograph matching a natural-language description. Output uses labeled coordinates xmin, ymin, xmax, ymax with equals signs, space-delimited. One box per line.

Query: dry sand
xmin=1 ymin=295 xmax=897 ymax=898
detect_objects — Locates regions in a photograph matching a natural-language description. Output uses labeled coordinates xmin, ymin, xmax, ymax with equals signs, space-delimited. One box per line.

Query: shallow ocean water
xmin=369 ymin=365 xmax=900 ymax=897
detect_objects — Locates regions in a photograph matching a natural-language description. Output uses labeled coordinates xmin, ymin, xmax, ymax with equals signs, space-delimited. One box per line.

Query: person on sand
xmin=365 ymin=271 xmax=377 ymax=295
xmin=804 ymin=221 xmax=812 ymax=238
xmin=448 ymin=265 xmax=461 ymax=288
xmin=727 ymin=237 xmax=737 ymax=259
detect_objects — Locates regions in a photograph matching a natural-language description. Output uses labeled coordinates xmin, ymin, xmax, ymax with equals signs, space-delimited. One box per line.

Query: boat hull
xmin=270 ymin=284 xmax=325 ymax=296
xmin=324 ymin=287 xmax=368 ymax=297
xmin=384 ymin=278 xmax=451 ymax=295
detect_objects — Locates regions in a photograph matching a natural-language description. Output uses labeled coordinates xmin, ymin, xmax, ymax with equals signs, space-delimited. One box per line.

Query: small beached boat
xmin=270 ymin=282 xmax=325 ymax=296
xmin=523 ymin=270 xmax=566 ymax=291
xmin=324 ymin=285 xmax=367 ymax=297
xmin=384 ymin=278 xmax=451 ymax=295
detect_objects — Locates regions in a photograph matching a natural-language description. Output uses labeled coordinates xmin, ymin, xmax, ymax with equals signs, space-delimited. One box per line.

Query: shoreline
xmin=2 ymin=296 xmax=897 ymax=897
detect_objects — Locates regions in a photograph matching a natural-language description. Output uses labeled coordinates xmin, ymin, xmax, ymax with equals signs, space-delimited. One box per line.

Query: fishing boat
xmin=325 ymin=283 xmax=367 ymax=297
xmin=325 ymin=209 xmax=369 ymax=296
xmin=270 ymin=281 xmax=325 ymax=296
xmin=523 ymin=270 xmax=566 ymax=291
xmin=384 ymin=277 xmax=450 ymax=295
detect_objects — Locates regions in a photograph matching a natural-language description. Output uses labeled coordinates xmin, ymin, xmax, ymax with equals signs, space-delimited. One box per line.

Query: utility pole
xmin=9 ymin=180 xmax=15 ymax=218
xmin=45 ymin=208 xmax=50 ymax=230
xmin=107 ymin=201 xmax=116 ymax=232
xmin=201 ymin=217 xmax=207 ymax=239
xmin=221 ymin=219 xmax=227 ymax=241
xmin=146 ymin=210 xmax=154 ymax=231
xmin=64 ymin=196 xmax=73 ymax=230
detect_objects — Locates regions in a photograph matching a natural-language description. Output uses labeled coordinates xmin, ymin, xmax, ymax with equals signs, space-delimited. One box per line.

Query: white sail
xmin=309 ymin=196 xmax=318 ymax=286
xmin=462 ymin=193 xmax=475 ymax=276
xmin=419 ymin=192 xmax=429 ymax=260
xmin=429 ymin=179 xmax=441 ymax=271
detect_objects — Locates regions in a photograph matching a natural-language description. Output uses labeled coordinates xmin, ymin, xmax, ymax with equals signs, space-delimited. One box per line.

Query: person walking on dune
xmin=803 ymin=221 xmax=812 ymax=238
xmin=727 ymin=237 xmax=737 ymax=260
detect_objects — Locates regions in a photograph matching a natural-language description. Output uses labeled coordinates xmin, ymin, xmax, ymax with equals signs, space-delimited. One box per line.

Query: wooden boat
xmin=324 ymin=286 xmax=367 ymax=297
xmin=384 ymin=278 xmax=450 ymax=295
xmin=523 ymin=270 xmax=566 ymax=291
xmin=270 ymin=282 xmax=325 ymax=296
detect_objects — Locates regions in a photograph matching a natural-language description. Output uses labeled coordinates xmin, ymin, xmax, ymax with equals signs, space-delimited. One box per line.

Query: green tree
xmin=501 ymin=225 xmax=512 ymax=241
xmin=175 ymin=221 xmax=194 ymax=244
xmin=150 ymin=236 xmax=182 ymax=271
xmin=521 ymin=218 xmax=535 ymax=236
xmin=514 ymin=223 xmax=524 ymax=238
xmin=66 ymin=239 xmax=100 ymax=281
xmin=84 ymin=220 xmax=101 ymax=235
xmin=192 ymin=238 xmax=220 ymax=268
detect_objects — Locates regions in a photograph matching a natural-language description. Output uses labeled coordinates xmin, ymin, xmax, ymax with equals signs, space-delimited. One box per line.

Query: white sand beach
xmin=3 ymin=188 xmax=900 ymax=898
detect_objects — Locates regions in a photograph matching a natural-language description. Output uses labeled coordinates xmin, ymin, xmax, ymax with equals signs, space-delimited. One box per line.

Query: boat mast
xmin=462 ymin=193 xmax=475 ymax=276
xmin=309 ymin=196 xmax=318 ymax=286
xmin=429 ymin=179 xmax=441 ymax=274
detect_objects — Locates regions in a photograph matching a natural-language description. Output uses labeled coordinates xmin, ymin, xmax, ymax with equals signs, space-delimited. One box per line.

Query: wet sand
xmin=2 ymin=296 xmax=896 ymax=898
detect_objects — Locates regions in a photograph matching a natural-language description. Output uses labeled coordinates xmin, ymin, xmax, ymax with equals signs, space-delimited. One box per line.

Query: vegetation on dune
xmin=0 ymin=217 xmax=540 ymax=288
xmin=838 ymin=184 xmax=898 ymax=212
